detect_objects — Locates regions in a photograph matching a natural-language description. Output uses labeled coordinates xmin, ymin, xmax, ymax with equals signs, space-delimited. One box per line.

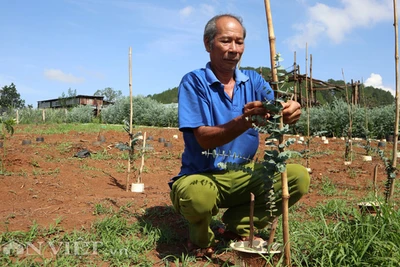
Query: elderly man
xmin=169 ymin=14 xmax=310 ymax=257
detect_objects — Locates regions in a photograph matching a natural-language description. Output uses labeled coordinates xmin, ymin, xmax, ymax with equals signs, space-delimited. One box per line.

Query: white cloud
xmin=364 ymin=73 xmax=394 ymax=95
xmin=179 ymin=6 xmax=194 ymax=17
xmin=44 ymin=69 xmax=85 ymax=83
xmin=287 ymin=0 xmax=392 ymax=49
xmin=200 ymin=4 xmax=215 ymax=16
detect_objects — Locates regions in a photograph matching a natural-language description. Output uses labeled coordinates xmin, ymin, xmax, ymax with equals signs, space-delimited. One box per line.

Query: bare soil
xmin=0 ymin=125 xmax=397 ymax=265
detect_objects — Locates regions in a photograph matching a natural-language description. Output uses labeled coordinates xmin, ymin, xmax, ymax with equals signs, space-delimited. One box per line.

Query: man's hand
xmin=243 ymin=101 xmax=271 ymax=128
xmin=282 ymin=100 xmax=301 ymax=124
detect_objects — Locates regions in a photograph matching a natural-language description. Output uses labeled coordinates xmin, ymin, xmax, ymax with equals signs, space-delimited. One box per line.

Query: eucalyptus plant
xmin=0 ymin=117 xmax=16 ymax=173
xmin=362 ymin=142 xmax=397 ymax=203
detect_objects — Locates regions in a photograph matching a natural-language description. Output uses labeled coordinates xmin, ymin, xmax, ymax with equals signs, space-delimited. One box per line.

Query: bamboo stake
xmin=293 ymin=52 xmax=297 ymax=102
xmin=137 ymin=132 xmax=147 ymax=184
xmin=249 ymin=192 xmax=255 ymax=248
xmin=389 ymin=0 xmax=399 ymax=201
xmin=373 ymin=164 xmax=379 ymax=199
xmin=263 ymin=0 xmax=291 ymax=265
xmin=126 ymin=47 xmax=133 ymax=192
xmin=310 ymin=54 xmax=314 ymax=104
xmin=267 ymin=218 xmax=278 ymax=246
xmin=342 ymin=69 xmax=353 ymax=162
xmin=264 ymin=1 xmax=278 ymax=93
xmin=305 ymin=44 xmax=310 ymax=169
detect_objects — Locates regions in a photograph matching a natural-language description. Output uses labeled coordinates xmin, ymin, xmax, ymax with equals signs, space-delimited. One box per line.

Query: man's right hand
xmin=242 ymin=101 xmax=270 ymax=128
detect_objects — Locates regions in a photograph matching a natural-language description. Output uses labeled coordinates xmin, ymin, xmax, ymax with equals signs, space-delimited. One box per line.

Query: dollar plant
xmin=116 ymin=119 xmax=143 ymax=160
xmin=362 ymin=142 xmax=397 ymax=202
xmin=0 ymin=117 xmax=16 ymax=174
xmin=300 ymin=131 xmax=328 ymax=168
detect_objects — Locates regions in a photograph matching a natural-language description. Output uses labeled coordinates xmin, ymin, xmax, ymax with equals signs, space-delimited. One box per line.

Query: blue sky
xmin=0 ymin=0 xmax=396 ymax=106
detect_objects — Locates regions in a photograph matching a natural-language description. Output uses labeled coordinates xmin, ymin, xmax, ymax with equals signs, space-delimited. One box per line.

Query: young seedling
xmin=0 ymin=117 xmax=15 ymax=174
xmin=115 ymin=119 xmax=143 ymax=191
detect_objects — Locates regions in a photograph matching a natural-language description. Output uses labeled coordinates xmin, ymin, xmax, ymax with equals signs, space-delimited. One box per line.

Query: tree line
xmin=0 ymin=69 xmax=394 ymax=112
xmin=148 ymin=66 xmax=394 ymax=108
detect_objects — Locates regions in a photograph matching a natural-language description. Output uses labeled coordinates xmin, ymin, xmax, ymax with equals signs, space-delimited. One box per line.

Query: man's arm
xmin=193 ymin=101 xmax=270 ymax=150
xmin=194 ymin=100 xmax=302 ymax=150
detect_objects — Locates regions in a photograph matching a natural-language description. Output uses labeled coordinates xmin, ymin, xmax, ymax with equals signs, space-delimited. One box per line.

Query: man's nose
xmin=229 ymin=41 xmax=238 ymax=52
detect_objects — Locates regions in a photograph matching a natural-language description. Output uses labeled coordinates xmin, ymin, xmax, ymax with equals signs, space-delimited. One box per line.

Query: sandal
xmin=214 ymin=226 xmax=266 ymax=242
xmin=187 ymin=240 xmax=216 ymax=259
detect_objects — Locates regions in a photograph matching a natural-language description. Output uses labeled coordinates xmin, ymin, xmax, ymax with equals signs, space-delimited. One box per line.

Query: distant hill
xmin=148 ymin=66 xmax=394 ymax=107
xmin=147 ymin=87 xmax=178 ymax=104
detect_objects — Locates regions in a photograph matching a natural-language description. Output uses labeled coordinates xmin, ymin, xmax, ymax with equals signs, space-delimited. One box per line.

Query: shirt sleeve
xmin=178 ymin=73 xmax=211 ymax=132
xmin=252 ymin=72 xmax=274 ymax=102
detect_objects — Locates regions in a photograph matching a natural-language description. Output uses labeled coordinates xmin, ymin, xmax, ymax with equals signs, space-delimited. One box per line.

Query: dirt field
xmin=0 ymin=125 xmax=397 ymax=264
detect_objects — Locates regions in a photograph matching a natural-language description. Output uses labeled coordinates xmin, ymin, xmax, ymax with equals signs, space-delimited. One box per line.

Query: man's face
xmin=206 ymin=16 xmax=245 ymax=73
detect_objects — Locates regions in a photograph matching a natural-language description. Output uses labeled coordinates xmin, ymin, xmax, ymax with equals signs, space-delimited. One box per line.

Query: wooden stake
xmin=126 ymin=47 xmax=133 ymax=192
xmin=389 ymin=0 xmax=399 ymax=201
xmin=249 ymin=192 xmax=255 ymax=248
xmin=342 ymin=69 xmax=353 ymax=162
xmin=267 ymin=217 xmax=278 ymax=246
xmin=305 ymin=44 xmax=310 ymax=169
xmin=373 ymin=164 xmax=378 ymax=199
xmin=293 ymin=52 xmax=297 ymax=102
xmin=137 ymin=132 xmax=147 ymax=184
xmin=263 ymin=0 xmax=291 ymax=265
xmin=310 ymin=54 xmax=313 ymax=106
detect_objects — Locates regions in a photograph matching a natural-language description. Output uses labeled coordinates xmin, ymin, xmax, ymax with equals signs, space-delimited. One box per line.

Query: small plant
xmin=0 ymin=117 xmax=15 ymax=174
xmin=115 ymin=119 xmax=143 ymax=190
xmin=362 ymin=143 xmax=397 ymax=203
xmin=377 ymin=149 xmax=397 ymax=202
xmin=364 ymin=138 xmax=373 ymax=156
xmin=301 ymin=131 xmax=327 ymax=169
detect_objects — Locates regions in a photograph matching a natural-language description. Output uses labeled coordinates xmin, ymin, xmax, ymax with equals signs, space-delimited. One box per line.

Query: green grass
xmin=14 ymin=123 xmax=125 ymax=135
xmin=319 ymin=176 xmax=337 ymax=196
xmin=1 ymin=200 xmax=399 ymax=266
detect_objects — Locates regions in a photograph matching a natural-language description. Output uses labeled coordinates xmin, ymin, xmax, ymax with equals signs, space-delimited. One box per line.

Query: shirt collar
xmin=205 ymin=62 xmax=249 ymax=85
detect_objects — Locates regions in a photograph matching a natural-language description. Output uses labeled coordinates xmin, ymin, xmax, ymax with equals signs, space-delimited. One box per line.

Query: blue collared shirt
xmin=170 ymin=62 xmax=274 ymax=186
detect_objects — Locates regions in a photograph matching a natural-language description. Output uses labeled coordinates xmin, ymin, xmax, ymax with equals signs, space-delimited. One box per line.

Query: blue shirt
xmin=169 ymin=62 xmax=274 ymax=187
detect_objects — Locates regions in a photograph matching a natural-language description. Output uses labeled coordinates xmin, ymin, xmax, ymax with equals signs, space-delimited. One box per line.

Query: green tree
xmin=0 ymin=83 xmax=25 ymax=109
xmin=58 ymin=88 xmax=77 ymax=108
xmin=94 ymin=87 xmax=122 ymax=102
xmin=67 ymin=88 xmax=77 ymax=97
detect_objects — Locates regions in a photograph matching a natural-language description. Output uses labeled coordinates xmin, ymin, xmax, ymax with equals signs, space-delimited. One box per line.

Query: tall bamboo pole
xmin=305 ymin=44 xmax=310 ymax=169
xmin=263 ymin=1 xmax=291 ymax=265
xmin=293 ymin=52 xmax=297 ymax=102
xmin=126 ymin=47 xmax=133 ymax=192
xmin=342 ymin=69 xmax=353 ymax=162
xmin=389 ymin=0 xmax=399 ymax=201
xmin=310 ymin=54 xmax=313 ymax=105
xmin=310 ymin=54 xmax=314 ymax=104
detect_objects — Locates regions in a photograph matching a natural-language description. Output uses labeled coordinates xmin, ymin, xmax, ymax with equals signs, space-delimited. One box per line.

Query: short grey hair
xmin=203 ymin=14 xmax=246 ymax=49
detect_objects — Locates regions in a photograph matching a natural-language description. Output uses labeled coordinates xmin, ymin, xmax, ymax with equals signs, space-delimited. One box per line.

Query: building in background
xmin=37 ymin=95 xmax=112 ymax=116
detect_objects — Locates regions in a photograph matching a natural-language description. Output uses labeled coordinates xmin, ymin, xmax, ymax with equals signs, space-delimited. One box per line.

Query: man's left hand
xmin=282 ymin=100 xmax=301 ymax=124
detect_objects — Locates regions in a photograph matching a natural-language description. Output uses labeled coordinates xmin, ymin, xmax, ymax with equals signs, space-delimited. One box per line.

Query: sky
xmin=0 ymin=0 xmax=397 ymax=107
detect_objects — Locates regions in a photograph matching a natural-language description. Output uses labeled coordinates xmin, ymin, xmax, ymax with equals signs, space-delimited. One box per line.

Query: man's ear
xmin=204 ymin=38 xmax=211 ymax=52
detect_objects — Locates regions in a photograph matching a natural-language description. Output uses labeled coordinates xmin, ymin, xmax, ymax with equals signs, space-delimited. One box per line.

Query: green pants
xmin=170 ymin=163 xmax=310 ymax=248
